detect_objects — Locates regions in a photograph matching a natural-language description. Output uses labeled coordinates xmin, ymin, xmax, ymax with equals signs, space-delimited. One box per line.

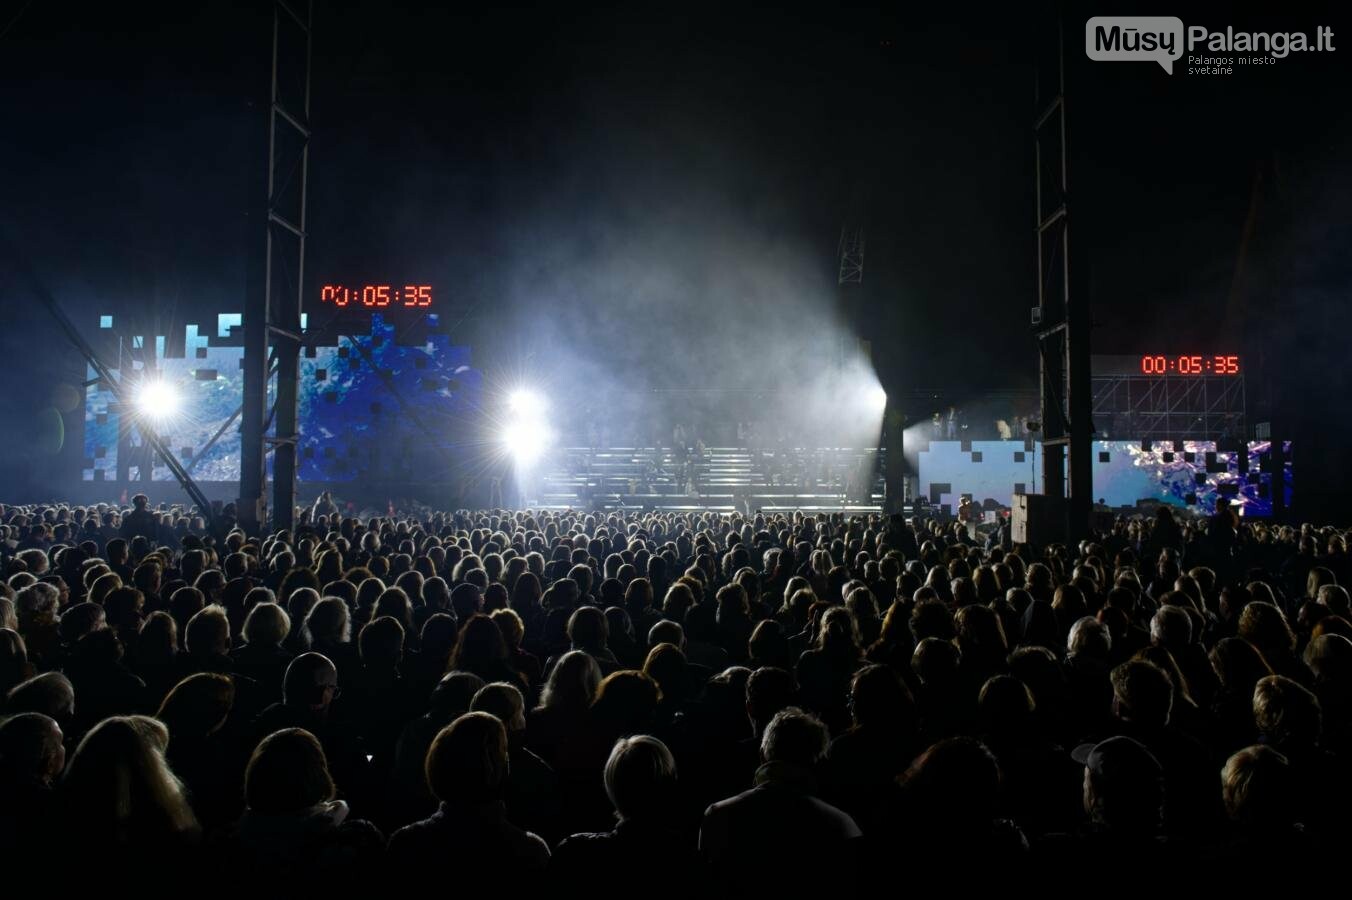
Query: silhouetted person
xmin=386 ymin=711 xmax=550 ymax=876
xmin=390 ymin=671 xmax=484 ymax=826
xmin=0 ymin=712 xmax=64 ymax=856
xmin=59 ymin=715 xmax=199 ymax=871
xmin=553 ymin=735 xmax=698 ymax=894
xmin=120 ymin=494 xmax=158 ymax=543
xmin=224 ymin=727 xmax=383 ymax=889
xmin=470 ymin=680 xmax=562 ymax=843
xmin=156 ymin=672 xmax=241 ymax=829
xmin=700 ymin=707 xmax=860 ymax=895
xmin=253 ymin=653 xmax=368 ymax=804
xmin=1040 ymin=735 xmax=1171 ymax=876
xmin=824 ymin=664 xmax=921 ymax=832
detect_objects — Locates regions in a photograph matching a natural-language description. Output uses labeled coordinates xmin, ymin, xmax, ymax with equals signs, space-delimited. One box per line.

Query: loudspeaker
xmin=1012 ymin=494 xmax=1068 ymax=545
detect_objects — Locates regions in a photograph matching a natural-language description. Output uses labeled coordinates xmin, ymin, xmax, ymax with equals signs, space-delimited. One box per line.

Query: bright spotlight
xmin=502 ymin=420 xmax=552 ymax=465
xmin=868 ymin=385 xmax=888 ymax=411
xmin=507 ymin=389 xmax=545 ymax=417
xmin=135 ymin=379 xmax=182 ymax=425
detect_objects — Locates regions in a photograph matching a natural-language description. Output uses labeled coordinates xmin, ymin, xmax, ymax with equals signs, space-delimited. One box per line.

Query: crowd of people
xmin=0 ymin=495 xmax=1349 ymax=887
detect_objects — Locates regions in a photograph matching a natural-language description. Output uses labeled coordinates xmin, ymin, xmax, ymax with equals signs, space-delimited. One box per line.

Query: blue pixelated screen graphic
xmin=1088 ymin=440 xmax=1291 ymax=516
xmin=916 ymin=441 xmax=1043 ymax=512
xmin=84 ymin=314 xmax=482 ymax=483
xmin=918 ymin=440 xmax=1291 ymax=517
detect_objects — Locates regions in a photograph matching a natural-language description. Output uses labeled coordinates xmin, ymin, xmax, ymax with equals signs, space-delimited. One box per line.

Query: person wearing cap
xmin=1075 ymin=736 xmax=1165 ymax=835
xmin=1036 ymin=735 xmax=1171 ymax=875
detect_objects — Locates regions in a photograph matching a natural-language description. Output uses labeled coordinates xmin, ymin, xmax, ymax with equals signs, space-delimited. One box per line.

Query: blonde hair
xmin=305 ymin=597 xmax=351 ymax=644
xmin=489 ymin=608 xmax=524 ymax=648
xmin=242 ymin=602 xmax=291 ymax=647
xmin=1222 ymin=744 xmax=1291 ymax=823
xmin=62 ymin=715 xmax=198 ymax=841
xmin=88 ymin=572 xmax=124 ymax=606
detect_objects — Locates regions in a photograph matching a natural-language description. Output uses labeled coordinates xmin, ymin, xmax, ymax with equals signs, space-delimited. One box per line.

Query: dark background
xmin=1 ymin=2 xmax=1349 ymax=515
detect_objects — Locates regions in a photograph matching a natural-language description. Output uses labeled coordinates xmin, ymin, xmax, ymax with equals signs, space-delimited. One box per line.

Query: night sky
xmin=2 ymin=2 xmax=1349 ymax=505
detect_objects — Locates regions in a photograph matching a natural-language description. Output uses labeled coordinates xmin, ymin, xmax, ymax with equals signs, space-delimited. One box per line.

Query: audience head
xmin=1074 ymin=735 xmax=1164 ymax=831
xmin=591 ymin=670 xmax=661 ymax=737
xmin=156 ymin=672 xmax=235 ymax=740
xmin=603 ymin=735 xmax=677 ymax=824
xmin=425 ymin=711 xmax=509 ymax=806
xmin=1110 ymin=659 xmax=1174 ymax=728
xmin=305 ymin=597 xmax=350 ymax=645
xmin=1068 ymin=615 xmax=1112 ymax=661
xmin=899 ymin=737 xmax=1004 ymax=827
xmin=540 ymin=649 xmax=602 ymax=713
xmin=7 ymin=671 xmax=75 ymax=724
xmin=62 ymin=715 xmax=197 ymax=841
xmin=1221 ymin=744 xmax=1295 ymax=827
xmin=1253 ymin=674 xmax=1322 ymax=749
xmin=0 ymin=712 xmax=65 ymax=786
xmin=760 ymin=706 xmax=828 ymax=767
xmin=470 ymin=681 xmax=527 ymax=734
xmin=245 ymin=727 xmax=335 ymax=814
xmin=1238 ymin=602 xmax=1296 ymax=658
xmin=282 ymin=652 xmax=340 ymax=713
xmin=185 ymin=605 xmax=230 ymax=658
xmin=429 ymin=670 xmax=486 ymax=720
xmin=242 ymin=602 xmax=290 ymax=648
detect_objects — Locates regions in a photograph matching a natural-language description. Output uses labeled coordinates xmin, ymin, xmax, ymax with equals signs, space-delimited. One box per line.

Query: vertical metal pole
xmin=1063 ymin=20 xmax=1093 ymax=538
xmin=239 ymin=10 xmax=275 ymax=534
xmin=1035 ymin=22 xmax=1066 ymax=505
xmin=1035 ymin=12 xmax=1091 ymax=538
xmin=241 ymin=1 xmax=311 ymax=535
xmin=271 ymin=1 xmax=312 ymax=533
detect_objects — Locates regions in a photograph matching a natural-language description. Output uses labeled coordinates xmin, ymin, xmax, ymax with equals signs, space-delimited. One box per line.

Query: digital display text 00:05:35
xmin=319 ymin=285 xmax=433 ymax=308
xmin=1139 ymin=355 xmax=1240 ymax=375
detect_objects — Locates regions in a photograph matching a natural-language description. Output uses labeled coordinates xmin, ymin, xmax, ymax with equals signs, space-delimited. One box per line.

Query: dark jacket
xmin=221 ymin=801 xmax=384 ymax=890
xmin=386 ymin=800 xmax=550 ymax=873
xmin=120 ymin=508 xmax=158 ymax=542
xmin=0 ymin=777 xmax=57 ymax=858
xmin=552 ymin=818 xmax=699 ymax=894
xmin=700 ymin=761 xmax=860 ymax=895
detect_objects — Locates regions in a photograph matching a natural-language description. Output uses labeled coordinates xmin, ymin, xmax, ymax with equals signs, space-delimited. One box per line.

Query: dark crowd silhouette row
xmin=0 ymin=495 xmax=1347 ymax=889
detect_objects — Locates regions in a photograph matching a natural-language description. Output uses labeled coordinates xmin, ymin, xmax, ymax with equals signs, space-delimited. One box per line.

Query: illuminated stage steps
xmin=537 ymin=446 xmax=884 ymax=511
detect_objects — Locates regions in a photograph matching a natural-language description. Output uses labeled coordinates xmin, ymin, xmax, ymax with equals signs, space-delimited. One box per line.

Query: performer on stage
xmin=957 ymin=496 xmax=978 ymax=540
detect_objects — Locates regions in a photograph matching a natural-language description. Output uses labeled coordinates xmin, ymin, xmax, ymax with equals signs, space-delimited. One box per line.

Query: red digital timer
xmin=1140 ymin=355 xmax=1240 ymax=375
xmin=320 ymin=285 xmax=433 ymax=308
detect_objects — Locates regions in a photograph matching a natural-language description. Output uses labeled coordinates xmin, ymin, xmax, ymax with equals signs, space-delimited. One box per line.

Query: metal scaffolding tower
xmin=837 ymin=225 xmax=866 ymax=286
xmin=1034 ymin=13 xmax=1092 ymax=541
xmin=1091 ymin=373 xmax=1247 ymax=441
xmin=240 ymin=0 xmax=312 ymax=533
